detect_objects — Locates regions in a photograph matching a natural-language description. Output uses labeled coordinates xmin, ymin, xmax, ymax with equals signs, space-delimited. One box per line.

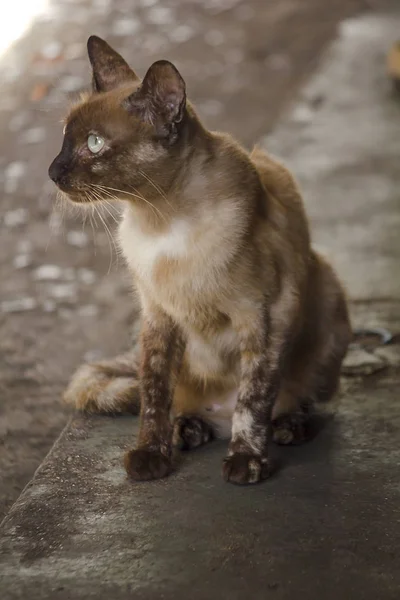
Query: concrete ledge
xmin=1 ymin=13 xmax=400 ymax=600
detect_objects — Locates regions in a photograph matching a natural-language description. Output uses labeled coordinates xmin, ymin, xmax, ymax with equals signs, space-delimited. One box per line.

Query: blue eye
xmin=87 ymin=134 xmax=105 ymax=154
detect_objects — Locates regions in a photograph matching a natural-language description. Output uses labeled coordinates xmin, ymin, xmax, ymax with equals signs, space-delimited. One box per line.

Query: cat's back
xmin=250 ymin=146 xmax=310 ymax=256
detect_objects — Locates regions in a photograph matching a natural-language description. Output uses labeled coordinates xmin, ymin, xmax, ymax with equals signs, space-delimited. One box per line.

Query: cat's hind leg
xmin=64 ymin=352 xmax=140 ymax=414
xmin=271 ymin=253 xmax=351 ymax=446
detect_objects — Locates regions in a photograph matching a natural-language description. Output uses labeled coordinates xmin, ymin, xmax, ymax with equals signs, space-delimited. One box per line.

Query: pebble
xmin=59 ymin=75 xmax=84 ymax=93
xmin=4 ymin=161 xmax=26 ymax=194
xmin=64 ymin=43 xmax=84 ymax=61
xmin=292 ymin=104 xmax=315 ymax=125
xmin=17 ymin=239 xmax=33 ymax=254
xmin=78 ymin=268 xmax=96 ymax=285
xmin=205 ymin=30 xmax=225 ymax=47
xmin=84 ymin=349 xmax=103 ymax=362
xmin=63 ymin=268 xmax=76 ymax=281
xmin=78 ymin=305 xmax=99 ymax=317
xmin=41 ymin=41 xmax=63 ymax=61
xmin=42 ymin=299 xmax=57 ymax=313
xmin=168 ymin=25 xmax=195 ymax=44
xmin=48 ymin=283 xmax=77 ymax=299
xmin=147 ymin=6 xmax=173 ymax=25
xmin=1 ymin=298 xmax=37 ymax=313
xmin=66 ymin=230 xmax=89 ymax=248
xmin=3 ymin=208 xmax=28 ymax=228
xmin=198 ymin=99 xmax=223 ymax=117
xmin=342 ymin=347 xmax=387 ymax=376
xmin=13 ymin=255 xmax=32 ymax=269
xmin=33 ymin=264 xmax=63 ymax=281
xmin=9 ymin=112 xmax=30 ymax=133
xmin=266 ymin=53 xmax=291 ymax=72
xmin=111 ymin=18 xmax=140 ymax=37
xmin=234 ymin=5 xmax=255 ymax=21
xmin=20 ymin=127 xmax=46 ymax=145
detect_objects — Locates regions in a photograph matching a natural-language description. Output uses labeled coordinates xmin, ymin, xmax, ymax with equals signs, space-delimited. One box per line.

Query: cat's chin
xmin=56 ymin=189 xmax=93 ymax=205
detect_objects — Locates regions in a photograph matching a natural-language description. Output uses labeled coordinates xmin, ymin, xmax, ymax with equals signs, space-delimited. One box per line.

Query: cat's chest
xmin=119 ymin=213 xmax=191 ymax=282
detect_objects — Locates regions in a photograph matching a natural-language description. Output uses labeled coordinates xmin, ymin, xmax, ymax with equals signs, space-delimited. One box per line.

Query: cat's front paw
xmin=124 ymin=448 xmax=173 ymax=481
xmin=222 ymin=453 xmax=272 ymax=485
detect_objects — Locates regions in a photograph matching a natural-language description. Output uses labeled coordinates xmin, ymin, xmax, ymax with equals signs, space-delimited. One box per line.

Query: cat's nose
xmin=48 ymin=156 xmax=69 ymax=186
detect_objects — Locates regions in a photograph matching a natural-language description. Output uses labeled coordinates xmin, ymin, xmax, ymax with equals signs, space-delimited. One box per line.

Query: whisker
xmin=87 ymin=187 xmax=120 ymax=273
xmin=138 ymin=169 xmax=176 ymax=213
xmin=89 ymin=183 xmax=167 ymax=224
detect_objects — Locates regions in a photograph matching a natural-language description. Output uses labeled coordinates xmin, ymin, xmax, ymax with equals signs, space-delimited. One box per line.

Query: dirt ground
xmin=0 ymin=0 xmax=375 ymax=519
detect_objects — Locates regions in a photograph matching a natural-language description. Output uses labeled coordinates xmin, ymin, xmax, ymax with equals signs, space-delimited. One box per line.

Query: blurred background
xmin=0 ymin=0 xmax=393 ymax=519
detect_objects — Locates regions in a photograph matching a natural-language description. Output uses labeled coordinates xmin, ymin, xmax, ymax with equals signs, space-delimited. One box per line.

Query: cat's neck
xmin=122 ymin=119 xmax=260 ymax=236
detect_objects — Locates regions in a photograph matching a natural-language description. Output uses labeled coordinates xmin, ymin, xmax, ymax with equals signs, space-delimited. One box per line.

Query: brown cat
xmin=49 ymin=36 xmax=351 ymax=485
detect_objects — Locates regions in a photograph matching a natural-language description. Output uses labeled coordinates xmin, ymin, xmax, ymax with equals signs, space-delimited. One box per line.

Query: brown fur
xmin=50 ymin=37 xmax=351 ymax=485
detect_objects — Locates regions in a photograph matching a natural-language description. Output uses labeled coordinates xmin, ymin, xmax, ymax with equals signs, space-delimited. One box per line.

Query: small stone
xmin=234 ymin=5 xmax=255 ymax=20
xmin=33 ymin=264 xmax=63 ymax=281
xmin=147 ymin=6 xmax=173 ymax=25
xmin=60 ymin=75 xmax=84 ymax=93
xmin=342 ymin=347 xmax=387 ymax=377
xmin=205 ymin=30 xmax=224 ymax=47
xmin=84 ymin=349 xmax=103 ymax=362
xmin=78 ymin=305 xmax=99 ymax=317
xmin=111 ymin=18 xmax=140 ymax=36
xmin=13 ymin=255 xmax=32 ymax=269
xmin=292 ymin=104 xmax=314 ymax=124
xmin=63 ymin=268 xmax=76 ymax=281
xmin=226 ymin=48 xmax=243 ymax=64
xmin=20 ymin=127 xmax=46 ymax=144
xmin=198 ymin=99 xmax=223 ymax=117
xmin=66 ymin=230 xmax=89 ymax=248
xmin=78 ymin=268 xmax=96 ymax=285
xmin=17 ymin=240 xmax=33 ymax=253
xmin=64 ymin=43 xmax=84 ymax=61
xmin=41 ymin=41 xmax=62 ymax=61
xmin=3 ymin=208 xmax=28 ymax=228
xmin=42 ymin=299 xmax=56 ymax=313
xmin=30 ymin=83 xmax=50 ymax=102
xmin=266 ymin=53 xmax=291 ymax=72
xmin=169 ymin=25 xmax=195 ymax=44
xmin=4 ymin=161 xmax=26 ymax=194
xmin=49 ymin=283 xmax=77 ymax=299
xmin=9 ymin=112 xmax=29 ymax=133
xmin=1 ymin=298 xmax=37 ymax=313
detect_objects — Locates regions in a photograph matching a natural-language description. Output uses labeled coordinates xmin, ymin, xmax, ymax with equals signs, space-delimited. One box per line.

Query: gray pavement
xmin=1 ymin=11 xmax=400 ymax=600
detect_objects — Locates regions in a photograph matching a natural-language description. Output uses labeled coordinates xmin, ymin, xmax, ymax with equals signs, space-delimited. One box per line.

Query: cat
xmin=49 ymin=36 xmax=351 ymax=485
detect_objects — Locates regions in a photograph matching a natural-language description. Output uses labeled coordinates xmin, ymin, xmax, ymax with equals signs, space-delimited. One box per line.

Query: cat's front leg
xmin=124 ymin=308 xmax=184 ymax=481
xmin=223 ymin=308 xmax=283 ymax=485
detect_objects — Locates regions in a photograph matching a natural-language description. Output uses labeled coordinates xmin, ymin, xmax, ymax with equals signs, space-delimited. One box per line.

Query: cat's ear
xmin=87 ymin=36 xmax=139 ymax=93
xmin=123 ymin=60 xmax=186 ymax=139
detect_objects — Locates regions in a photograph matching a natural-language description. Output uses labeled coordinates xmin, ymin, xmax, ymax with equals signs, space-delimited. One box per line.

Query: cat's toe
xmin=124 ymin=448 xmax=173 ymax=481
xmin=173 ymin=416 xmax=214 ymax=450
xmin=272 ymin=410 xmax=311 ymax=445
xmin=222 ymin=453 xmax=272 ymax=485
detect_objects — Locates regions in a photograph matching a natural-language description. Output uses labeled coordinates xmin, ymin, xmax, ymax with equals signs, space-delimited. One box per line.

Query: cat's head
xmin=48 ymin=36 xmax=188 ymax=204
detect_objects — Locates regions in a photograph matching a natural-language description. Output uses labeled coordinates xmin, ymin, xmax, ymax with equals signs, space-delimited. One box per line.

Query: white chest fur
xmin=118 ymin=206 xmax=191 ymax=280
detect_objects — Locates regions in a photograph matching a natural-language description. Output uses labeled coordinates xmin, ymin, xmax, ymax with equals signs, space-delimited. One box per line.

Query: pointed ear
xmin=87 ymin=36 xmax=139 ymax=93
xmin=123 ymin=60 xmax=186 ymax=140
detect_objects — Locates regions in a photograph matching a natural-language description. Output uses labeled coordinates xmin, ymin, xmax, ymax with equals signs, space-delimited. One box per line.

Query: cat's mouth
xmin=55 ymin=187 xmax=96 ymax=205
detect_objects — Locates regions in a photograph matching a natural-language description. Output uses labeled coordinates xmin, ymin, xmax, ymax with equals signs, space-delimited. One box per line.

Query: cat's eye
xmin=87 ymin=134 xmax=105 ymax=154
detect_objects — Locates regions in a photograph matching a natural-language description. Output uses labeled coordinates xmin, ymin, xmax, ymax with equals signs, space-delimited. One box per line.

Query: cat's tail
xmin=64 ymin=352 xmax=140 ymax=414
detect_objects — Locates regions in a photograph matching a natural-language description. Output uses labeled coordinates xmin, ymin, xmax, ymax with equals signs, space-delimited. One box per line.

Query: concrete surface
xmin=1 ymin=11 xmax=400 ymax=600
xmin=0 ymin=0 xmax=365 ymax=522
